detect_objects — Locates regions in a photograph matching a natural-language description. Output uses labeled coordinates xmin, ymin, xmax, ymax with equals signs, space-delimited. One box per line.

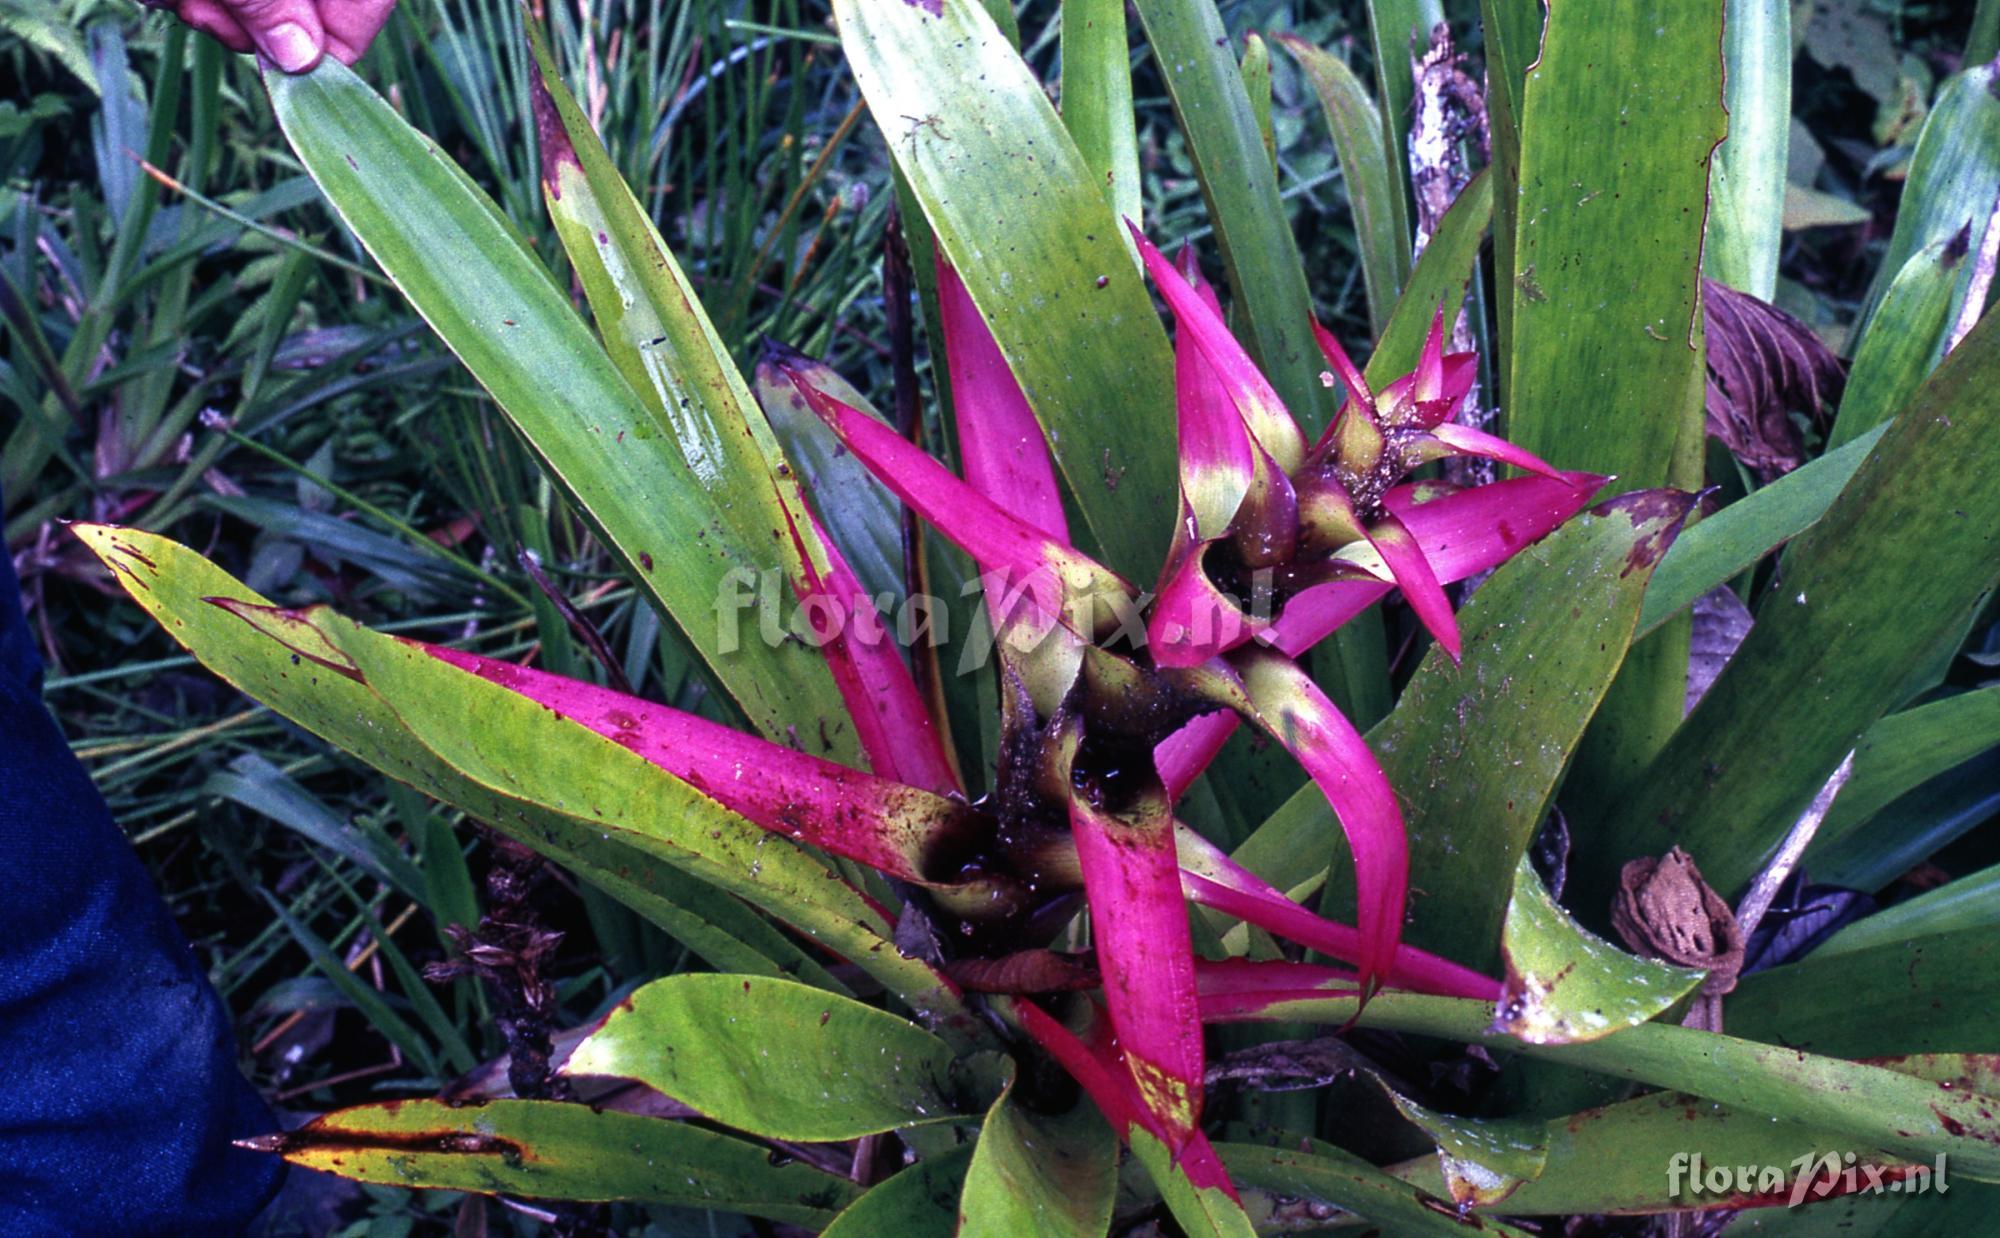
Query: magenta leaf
xmin=1003 ymin=996 xmax=1242 ymax=1201
xmin=1173 ymin=830 xmax=1498 ymax=1000
xmin=1364 ymin=511 xmax=1461 ymax=662
xmin=935 ymin=257 xmax=1069 ymax=541
xmin=1311 ymin=320 xmax=1372 ymax=414
xmin=420 ymin=644 xmax=976 ymax=886
xmin=1146 ymin=543 xmax=1264 ymax=669
xmin=1222 ymin=650 xmax=1409 ymax=990
xmin=1056 ymin=719 xmax=1207 ymax=1154
xmin=1157 ymin=472 xmax=1604 ymax=793
xmin=1194 ymin=958 xmax=1363 ymax=1022
xmin=772 ymin=361 xmax=1136 ymax=642
xmin=777 ymin=501 xmax=959 ymax=795
xmin=1422 ymin=422 xmax=1567 ymax=480
xmin=1383 ymin=470 xmax=1606 ymax=580
xmin=1310 ymin=322 xmax=1385 ymax=468
xmin=1167 ymin=266 xmax=1257 ymax=541
xmin=1128 ymin=224 xmax=1305 ymax=474
xmin=1004 ymin=997 xmax=1137 ymax=1131
xmin=1155 ymin=710 xmax=1239 ymax=802
xmin=1264 ymin=470 xmax=1605 ymax=658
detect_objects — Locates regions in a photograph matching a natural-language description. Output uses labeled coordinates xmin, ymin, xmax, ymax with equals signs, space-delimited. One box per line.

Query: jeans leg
xmin=0 ymin=526 xmax=284 ymax=1235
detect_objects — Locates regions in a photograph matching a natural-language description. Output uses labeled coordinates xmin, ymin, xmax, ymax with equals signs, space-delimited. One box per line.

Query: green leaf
xmin=1476 ymin=0 xmax=1545 ymax=382
xmin=1727 ymin=927 xmax=2000 ymax=1059
xmin=1783 ymin=181 xmax=1874 ymax=230
xmin=522 ymin=30 xmax=871 ymax=765
xmin=72 ymin=526 xmax=990 ymax=1029
xmin=1976 ymin=0 xmax=2000 ymax=64
xmin=1130 ymin=1130 xmax=1259 ymax=1238
xmin=1376 ymin=1084 xmax=1549 ymax=1209
xmin=265 ymin=61 xmax=851 ymax=749
xmin=1366 ymin=490 xmax=1692 ymax=969
xmin=1730 ymin=1177 xmax=1998 ymax=1235
xmin=1706 ymin=0 xmax=1792 ymax=297
xmin=1365 ymin=169 xmax=1492 ymax=387
xmin=1830 ymin=235 xmax=1967 ymax=451
xmin=1815 ymin=861 xmax=2000 ymax=958
xmin=833 ymin=0 xmax=1176 ymax=581
xmin=1391 ymin=1088 xmax=1917 ymax=1215
xmin=1855 ymin=60 xmax=2000 ymax=336
xmin=1239 ymin=34 xmax=1275 ymax=170
xmin=1218 ymin=1135 xmax=1534 ymax=1236
xmin=246 ymin=1098 xmax=859 ymax=1223
xmin=261 ymin=890 xmax=439 ymax=1079
xmin=1276 ymin=35 xmax=1405 ymax=334
xmin=1233 ymin=490 xmax=1691 ymax=969
xmin=1130 ymin=0 xmax=1334 ymax=435
xmin=0 ymin=0 xmax=98 ymax=94
xmin=1501 ymin=0 xmax=1723 ymax=830
xmin=81 ymin=531 xmax=838 ymax=991
xmin=205 ymin=754 xmax=427 ymax=903
xmin=1812 ymin=752 xmax=2000 ymax=893
xmin=1593 ymin=310 xmax=2000 ymax=902
xmin=959 ymin=1090 xmax=1117 ymax=1237
xmin=1363 ymin=0 xmax=1441 ymax=258
xmin=1060 ymin=0 xmax=1142 ymax=228
xmin=1226 ymin=992 xmax=2000 ymax=1180
xmin=1492 ymin=857 xmax=1705 ymax=1045
xmin=751 ymin=352 xmax=907 ymax=606
xmin=565 ymin=974 xmax=969 ymax=1142
xmin=1636 ymin=422 xmax=1890 ymax=640
xmin=822 ymin=1146 xmax=975 ymax=1237
xmin=1808 ymin=687 xmax=2000 ymax=857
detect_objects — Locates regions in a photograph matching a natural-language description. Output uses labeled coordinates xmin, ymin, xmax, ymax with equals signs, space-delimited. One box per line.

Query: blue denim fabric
xmin=0 ymin=533 xmax=282 ymax=1233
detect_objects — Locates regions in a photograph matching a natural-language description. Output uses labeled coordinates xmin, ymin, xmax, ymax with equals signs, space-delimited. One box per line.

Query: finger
xmin=318 ymin=0 xmax=398 ymax=66
xmin=174 ymin=0 xmax=255 ymax=53
xmin=229 ymin=0 xmax=327 ymax=72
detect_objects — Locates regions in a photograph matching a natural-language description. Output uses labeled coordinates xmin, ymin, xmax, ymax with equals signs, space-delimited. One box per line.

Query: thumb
xmin=233 ymin=0 xmax=326 ymax=73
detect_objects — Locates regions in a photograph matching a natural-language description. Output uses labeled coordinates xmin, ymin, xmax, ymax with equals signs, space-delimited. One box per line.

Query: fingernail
xmin=263 ymin=22 xmax=319 ymax=72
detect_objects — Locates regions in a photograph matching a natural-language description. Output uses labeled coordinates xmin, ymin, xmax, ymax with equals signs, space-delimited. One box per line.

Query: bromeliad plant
xmin=75 ymin=0 xmax=2000 ymax=1231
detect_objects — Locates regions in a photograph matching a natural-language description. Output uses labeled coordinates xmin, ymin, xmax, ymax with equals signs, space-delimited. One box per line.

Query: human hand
xmin=159 ymin=0 xmax=397 ymax=73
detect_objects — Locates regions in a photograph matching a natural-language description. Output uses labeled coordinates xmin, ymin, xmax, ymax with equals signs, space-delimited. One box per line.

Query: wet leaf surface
xmin=1494 ymin=857 xmax=1706 ymax=1045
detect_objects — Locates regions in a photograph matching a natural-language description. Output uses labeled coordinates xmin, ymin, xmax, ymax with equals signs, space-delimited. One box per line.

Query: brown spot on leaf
xmin=205 ymin=598 xmax=365 ymax=683
xmin=527 ymin=61 xmax=581 ymax=198
xmin=1588 ymin=488 xmax=1696 ymax=575
xmin=238 ymin=1118 xmax=520 ymax=1163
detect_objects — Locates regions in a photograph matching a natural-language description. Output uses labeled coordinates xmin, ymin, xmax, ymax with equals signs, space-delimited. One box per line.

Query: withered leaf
xmin=1702 ymin=279 xmax=1846 ymax=480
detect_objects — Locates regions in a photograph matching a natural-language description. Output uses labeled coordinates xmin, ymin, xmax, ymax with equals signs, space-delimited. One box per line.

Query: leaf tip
xmin=525 ymin=57 xmax=581 ymax=199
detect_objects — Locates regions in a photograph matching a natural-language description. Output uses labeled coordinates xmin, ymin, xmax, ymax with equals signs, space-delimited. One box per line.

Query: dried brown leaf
xmin=1702 ymin=280 xmax=1846 ymax=479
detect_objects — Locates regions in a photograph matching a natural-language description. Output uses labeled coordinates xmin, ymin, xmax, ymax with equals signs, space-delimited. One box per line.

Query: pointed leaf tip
xmin=524 ymin=50 xmax=580 ymax=197
xmin=1367 ymin=514 xmax=1461 ymax=662
xmin=1129 ymin=222 xmax=1305 ymax=474
xmin=773 ymin=359 xmax=1135 ymax=641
